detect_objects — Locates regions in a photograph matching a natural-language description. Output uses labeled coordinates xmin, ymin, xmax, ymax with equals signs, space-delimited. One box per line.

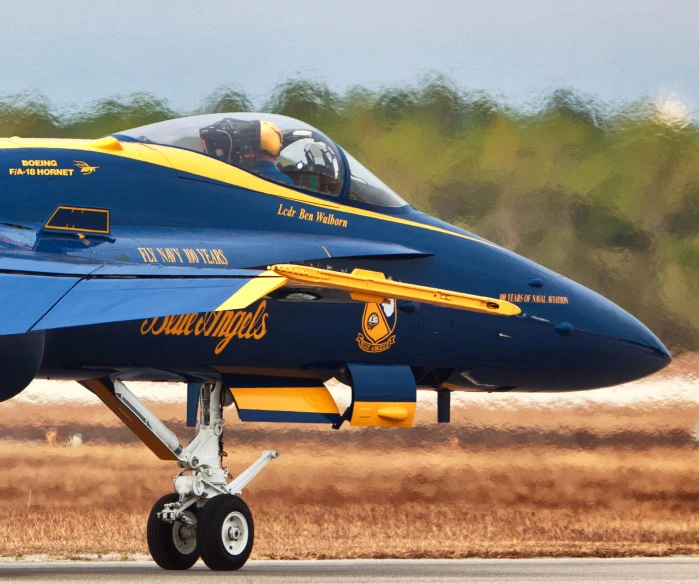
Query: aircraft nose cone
xmin=556 ymin=286 xmax=672 ymax=389
xmin=611 ymin=311 xmax=672 ymax=377
xmin=629 ymin=319 xmax=671 ymax=360
xmin=568 ymin=281 xmax=668 ymax=354
xmin=598 ymin=324 xmax=671 ymax=386
xmin=591 ymin=297 xmax=670 ymax=360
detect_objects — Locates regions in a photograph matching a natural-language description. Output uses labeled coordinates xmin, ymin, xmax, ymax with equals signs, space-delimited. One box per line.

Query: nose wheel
xmin=147 ymin=493 xmax=200 ymax=570
xmin=148 ymin=493 xmax=255 ymax=571
xmin=197 ymin=495 xmax=254 ymax=570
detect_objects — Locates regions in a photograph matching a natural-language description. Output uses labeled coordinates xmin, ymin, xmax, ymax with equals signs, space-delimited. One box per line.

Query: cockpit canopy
xmin=115 ymin=113 xmax=407 ymax=208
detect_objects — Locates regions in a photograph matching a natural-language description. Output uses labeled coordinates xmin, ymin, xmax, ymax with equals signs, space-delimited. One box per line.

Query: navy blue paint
xmin=554 ymin=322 xmax=576 ymax=336
xmin=0 ymin=273 xmax=80 ymax=335
xmin=224 ymin=374 xmax=324 ymax=389
xmin=33 ymin=276 xmax=252 ymax=331
xmin=45 ymin=206 xmax=109 ymax=234
xmin=0 ymin=254 xmax=102 ymax=276
xmin=0 ymin=332 xmax=45 ymax=402
xmin=93 ymin=266 xmax=262 ymax=278
xmin=347 ymin=363 xmax=417 ymax=403
xmin=437 ymin=390 xmax=451 ymax=423
xmin=186 ymin=382 xmax=199 ymax=427
xmin=0 ymin=140 xmax=672 ymax=402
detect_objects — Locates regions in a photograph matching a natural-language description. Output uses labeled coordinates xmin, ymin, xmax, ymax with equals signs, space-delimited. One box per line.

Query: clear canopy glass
xmin=344 ymin=150 xmax=407 ymax=208
xmin=115 ymin=113 xmax=407 ymax=207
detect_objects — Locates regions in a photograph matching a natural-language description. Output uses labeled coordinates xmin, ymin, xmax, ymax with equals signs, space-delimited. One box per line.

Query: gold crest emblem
xmin=357 ymin=299 xmax=397 ymax=353
xmin=74 ymin=161 xmax=99 ymax=175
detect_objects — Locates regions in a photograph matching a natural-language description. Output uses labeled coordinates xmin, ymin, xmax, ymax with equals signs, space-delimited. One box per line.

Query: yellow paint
xmin=356 ymin=300 xmax=397 ymax=353
xmin=44 ymin=206 xmax=110 ymax=234
xmin=74 ymin=160 xmax=99 ymax=175
xmin=216 ymin=272 xmax=288 ymax=311
xmin=0 ymin=138 xmax=173 ymax=168
xmin=8 ymin=159 xmax=75 ymax=177
xmin=9 ymin=167 xmax=74 ymax=177
xmin=350 ymin=401 xmax=416 ymax=427
xmin=90 ymin=136 xmax=123 ymax=151
xmin=136 ymin=246 xmax=228 ymax=265
xmin=500 ymin=293 xmax=570 ymax=305
xmin=229 ymin=386 xmax=339 ymax=415
xmin=276 ymin=203 xmax=348 ymax=229
xmin=20 ymin=159 xmax=57 ymax=167
xmin=268 ymin=264 xmax=522 ymax=316
xmin=140 ymin=301 xmax=269 ymax=355
xmin=376 ymin=407 xmax=410 ymax=421
xmin=0 ymin=137 xmax=500 ymax=248
xmin=349 ymin=291 xmax=386 ymax=303
xmin=83 ymin=379 xmax=177 ymax=460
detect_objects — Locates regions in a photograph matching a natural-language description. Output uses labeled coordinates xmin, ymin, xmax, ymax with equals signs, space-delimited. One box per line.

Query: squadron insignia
xmin=357 ymin=299 xmax=397 ymax=353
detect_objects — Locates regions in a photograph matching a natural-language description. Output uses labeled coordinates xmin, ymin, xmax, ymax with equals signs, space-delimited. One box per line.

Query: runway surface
xmin=0 ymin=558 xmax=698 ymax=583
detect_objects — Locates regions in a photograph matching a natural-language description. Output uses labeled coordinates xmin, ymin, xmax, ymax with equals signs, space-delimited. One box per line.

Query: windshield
xmin=344 ymin=150 xmax=408 ymax=208
xmin=116 ymin=113 xmax=407 ymax=207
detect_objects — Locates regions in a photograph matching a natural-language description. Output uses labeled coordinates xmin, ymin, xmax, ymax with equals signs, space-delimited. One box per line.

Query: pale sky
xmin=1 ymin=0 xmax=697 ymax=111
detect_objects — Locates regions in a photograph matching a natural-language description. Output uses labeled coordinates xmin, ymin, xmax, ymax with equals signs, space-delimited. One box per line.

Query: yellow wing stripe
xmin=230 ymin=386 xmax=340 ymax=415
xmin=0 ymin=137 xmax=500 ymax=249
xmin=216 ymin=272 xmax=288 ymax=311
xmin=268 ymin=264 xmax=522 ymax=316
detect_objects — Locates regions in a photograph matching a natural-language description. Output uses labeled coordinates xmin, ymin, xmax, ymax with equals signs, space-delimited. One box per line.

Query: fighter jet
xmin=0 ymin=113 xmax=670 ymax=570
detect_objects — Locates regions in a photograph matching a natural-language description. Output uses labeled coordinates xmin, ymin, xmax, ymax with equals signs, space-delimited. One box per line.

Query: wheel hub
xmin=221 ymin=511 xmax=248 ymax=555
xmin=172 ymin=511 xmax=197 ymax=554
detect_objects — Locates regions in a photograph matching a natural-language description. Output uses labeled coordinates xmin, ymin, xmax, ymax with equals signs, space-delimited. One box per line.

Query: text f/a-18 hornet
xmin=0 ymin=113 xmax=670 ymax=570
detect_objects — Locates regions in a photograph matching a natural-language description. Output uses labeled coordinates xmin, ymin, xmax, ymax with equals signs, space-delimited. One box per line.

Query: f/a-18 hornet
xmin=0 ymin=113 xmax=670 ymax=570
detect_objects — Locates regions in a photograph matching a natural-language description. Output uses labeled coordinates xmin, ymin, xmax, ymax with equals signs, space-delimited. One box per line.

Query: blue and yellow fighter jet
xmin=0 ymin=113 xmax=670 ymax=570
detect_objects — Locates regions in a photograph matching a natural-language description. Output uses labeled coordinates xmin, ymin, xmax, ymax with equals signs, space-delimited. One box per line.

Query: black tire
xmin=197 ymin=494 xmax=254 ymax=571
xmin=147 ymin=493 xmax=200 ymax=570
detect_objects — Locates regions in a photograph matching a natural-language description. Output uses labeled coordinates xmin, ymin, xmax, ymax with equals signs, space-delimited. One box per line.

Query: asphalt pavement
xmin=0 ymin=558 xmax=698 ymax=583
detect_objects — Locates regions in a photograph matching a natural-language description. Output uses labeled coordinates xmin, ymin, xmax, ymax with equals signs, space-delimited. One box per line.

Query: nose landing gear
xmin=91 ymin=379 xmax=277 ymax=571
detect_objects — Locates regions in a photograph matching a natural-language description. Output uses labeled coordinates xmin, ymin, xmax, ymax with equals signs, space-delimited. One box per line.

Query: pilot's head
xmin=259 ymin=121 xmax=283 ymax=161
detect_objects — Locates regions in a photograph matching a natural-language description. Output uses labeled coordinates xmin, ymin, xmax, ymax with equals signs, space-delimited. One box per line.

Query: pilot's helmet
xmin=260 ymin=121 xmax=283 ymax=157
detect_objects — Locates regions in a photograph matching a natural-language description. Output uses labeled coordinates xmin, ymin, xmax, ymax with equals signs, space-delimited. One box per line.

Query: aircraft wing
xmin=0 ymin=254 xmax=286 ymax=336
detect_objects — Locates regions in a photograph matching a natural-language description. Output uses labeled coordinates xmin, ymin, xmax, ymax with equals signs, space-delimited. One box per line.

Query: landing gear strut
xmin=92 ymin=379 xmax=277 ymax=571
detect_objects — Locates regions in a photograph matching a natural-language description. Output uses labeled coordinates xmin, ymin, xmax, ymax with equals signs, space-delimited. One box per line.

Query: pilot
xmin=251 ymin=121 xmax=294 ymax=186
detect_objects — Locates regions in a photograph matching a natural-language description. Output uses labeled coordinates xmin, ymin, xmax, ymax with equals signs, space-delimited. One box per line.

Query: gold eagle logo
xmin=74 ymin=161 xmax=99 ymax=175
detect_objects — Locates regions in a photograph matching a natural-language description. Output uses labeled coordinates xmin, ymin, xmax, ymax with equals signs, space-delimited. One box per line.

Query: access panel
xmin=346 ymin=363 xmax=417 ymax=427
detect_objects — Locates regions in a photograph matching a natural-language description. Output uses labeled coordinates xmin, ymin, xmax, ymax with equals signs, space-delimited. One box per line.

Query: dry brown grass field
xmin=0 ymin=356 xmax=697 ymax=559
